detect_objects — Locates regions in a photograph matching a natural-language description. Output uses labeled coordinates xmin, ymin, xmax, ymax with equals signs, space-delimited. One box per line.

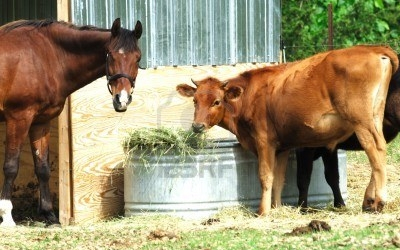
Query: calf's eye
xmin=213 ymin=100 xmax=221 ymax=107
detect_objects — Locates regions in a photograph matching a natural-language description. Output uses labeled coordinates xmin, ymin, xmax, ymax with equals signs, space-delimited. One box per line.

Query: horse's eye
xmin=212 ymin=100 xmax=221 ymax=107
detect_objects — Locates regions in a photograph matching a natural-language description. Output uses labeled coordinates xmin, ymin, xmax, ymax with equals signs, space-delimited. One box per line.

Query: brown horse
xmin=0 ymin=18 xmax=142 ymax=224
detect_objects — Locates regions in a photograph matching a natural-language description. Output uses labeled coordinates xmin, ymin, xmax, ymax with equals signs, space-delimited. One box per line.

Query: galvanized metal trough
xmin=124 ymin=140 xmax=347 ymax=219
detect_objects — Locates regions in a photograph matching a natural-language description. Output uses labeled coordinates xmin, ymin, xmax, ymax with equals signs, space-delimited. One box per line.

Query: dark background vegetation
xmin=281 ymin=0 xmax=400 ymax=61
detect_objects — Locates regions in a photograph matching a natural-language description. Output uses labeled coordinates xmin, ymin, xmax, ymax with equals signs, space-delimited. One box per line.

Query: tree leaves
xmin=282 ymin=0 xmax=400 ymax=61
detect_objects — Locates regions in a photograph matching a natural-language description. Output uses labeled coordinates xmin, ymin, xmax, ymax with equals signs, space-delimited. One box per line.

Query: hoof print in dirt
xmin=148 ymin=229 xmax=179 ymax=241
xmin=201 ymin=218 xmax=221 ymax=226
xmin=286 ymin=220 xmax=331 ymax=236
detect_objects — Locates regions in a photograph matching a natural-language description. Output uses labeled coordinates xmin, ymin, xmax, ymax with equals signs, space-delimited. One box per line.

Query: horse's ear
xmin=225 ymin=86 xmax=243 ymax=100
xmin=111 ymin=18 xmax=121 ymax=37
xmin=176 ymin=84 xmax=196 ymax=97
xmin=134 ymin=20 xmax=142 ymax=39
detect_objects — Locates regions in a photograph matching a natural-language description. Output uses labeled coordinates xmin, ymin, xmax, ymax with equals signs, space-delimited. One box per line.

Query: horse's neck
xmin=51 ymin=26 xmax=110 ymax=96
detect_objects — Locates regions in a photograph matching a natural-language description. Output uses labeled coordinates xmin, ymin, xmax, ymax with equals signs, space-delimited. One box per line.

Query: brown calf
xmin=177 ymin=45 xmax=398 ymax=215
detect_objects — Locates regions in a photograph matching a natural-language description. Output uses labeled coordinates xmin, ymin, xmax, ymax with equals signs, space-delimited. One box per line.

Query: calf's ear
xmin=225 ymin=86 xmax=243 ymax=100
xmin=176 ymin=84 xmax=196 ymax=97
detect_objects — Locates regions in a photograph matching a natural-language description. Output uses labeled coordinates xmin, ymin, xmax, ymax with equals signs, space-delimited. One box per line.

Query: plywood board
xmin=70 ymin=63 xmax=271 ymax=223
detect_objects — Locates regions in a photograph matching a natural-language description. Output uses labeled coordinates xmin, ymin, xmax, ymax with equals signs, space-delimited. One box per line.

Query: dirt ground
xmin=0 ymin=159 xmax=400 ymax=250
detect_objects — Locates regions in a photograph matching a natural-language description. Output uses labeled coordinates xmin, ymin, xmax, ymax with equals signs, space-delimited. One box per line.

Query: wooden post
xmin=57 ymin=0 xmax=73 ymax=226
xmin=328 ymin=3 xmax=334 ymax=50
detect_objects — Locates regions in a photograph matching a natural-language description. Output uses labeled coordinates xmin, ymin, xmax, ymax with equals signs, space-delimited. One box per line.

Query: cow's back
xmin=265 ymin=45 xmax=398 ymax=150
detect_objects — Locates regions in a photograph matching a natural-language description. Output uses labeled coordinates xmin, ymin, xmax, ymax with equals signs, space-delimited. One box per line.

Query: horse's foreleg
xmin=29 ymin=122 xmax=58 ymax=224
xmin=0 ymin=118 xmax=31 ymax=226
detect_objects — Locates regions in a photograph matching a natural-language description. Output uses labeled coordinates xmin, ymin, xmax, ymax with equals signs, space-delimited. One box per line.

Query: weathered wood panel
xmin=57 ymin=0 xmax=72 ymax=226
xmin=70 ymin=64 xmax=271 ymax=224
xmin=0 ymin=120 xmax=59 ymax=213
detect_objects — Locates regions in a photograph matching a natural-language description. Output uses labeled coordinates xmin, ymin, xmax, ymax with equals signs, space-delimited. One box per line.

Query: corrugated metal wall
xmin=0 ymin=0 xmax=57 ymax=26
xmin=71 ymin=0 xmax=281 ymax=68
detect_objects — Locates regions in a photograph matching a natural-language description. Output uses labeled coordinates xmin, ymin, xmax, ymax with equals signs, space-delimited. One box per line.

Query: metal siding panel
xmin=69 ymin=0 xmax=280 ymax=67
xmin=14 ymin=0 xmax=29 ymax=20
xmin=253 ymin=0 xmax=266 ymax=62
xmin=0 ymin=0 xmax=12 ymax=25
xmin=228 ymin=0 xmax=237 ymax=65
xmin=0 ymin=0 xmax=57 ymax=25
xmin=213 ymin=0 xmax=229 ymax=65
xmin=154 ymin=0 xmax=168 ymax=66
xmin=235 ymin=0 xmax=247 ymax=63
xmin=173 ymin=0 xmax=190 ymax=66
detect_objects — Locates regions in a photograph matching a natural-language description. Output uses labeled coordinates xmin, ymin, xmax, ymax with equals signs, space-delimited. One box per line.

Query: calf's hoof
xmin=362 ymin=199 xmax=385 ymax=213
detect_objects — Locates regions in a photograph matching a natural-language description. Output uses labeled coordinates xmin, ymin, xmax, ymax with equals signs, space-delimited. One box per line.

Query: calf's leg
xmin=257 ymin=143 xmax=276 ymax=216
xmin=354 ymin=126 xmax=387 ymax=212
xmin=321 ymin=149 xmax=346 ymax=207
xmin=296 ymin=148 xmax=315 ymax=208
xmin=272 ymin=150 xmax=289 ymax=208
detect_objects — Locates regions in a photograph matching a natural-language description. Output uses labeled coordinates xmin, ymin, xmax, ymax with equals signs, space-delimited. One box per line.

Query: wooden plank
xmin=57 ymin=0 xmax=72 ymax=226
xmin=69 ymin=64 xmax=272 ymax=223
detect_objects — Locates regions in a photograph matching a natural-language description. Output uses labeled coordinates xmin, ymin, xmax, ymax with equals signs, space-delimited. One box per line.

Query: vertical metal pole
xmin=328 ymin=3 xmax=334 ymax=50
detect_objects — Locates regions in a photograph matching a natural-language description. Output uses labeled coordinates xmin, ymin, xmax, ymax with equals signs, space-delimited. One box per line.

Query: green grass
xmin=143 ymin=223 xmax=400 ymax=250
xmin=346 ymin=135 xmax=400 ymax=165
xmin=3 ymin=214 xmax=399 ymax=250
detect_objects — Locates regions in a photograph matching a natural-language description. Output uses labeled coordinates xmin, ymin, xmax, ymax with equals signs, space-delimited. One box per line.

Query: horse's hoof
xmin=40 ymin=211 xmax=60 ymax=225
xmin=0 ymin=200 xmax=16 ymax=227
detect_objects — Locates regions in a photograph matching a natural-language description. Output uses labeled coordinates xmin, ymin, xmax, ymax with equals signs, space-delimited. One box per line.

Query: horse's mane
xmin=0 ymin=19 xmax=109 ymax=33
xmin=1 ymin=19 xmax=139 ymax=52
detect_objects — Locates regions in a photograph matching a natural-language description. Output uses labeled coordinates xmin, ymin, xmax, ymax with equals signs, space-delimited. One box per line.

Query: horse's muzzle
xmin=113 ymin=90 xmax=132 ymax=112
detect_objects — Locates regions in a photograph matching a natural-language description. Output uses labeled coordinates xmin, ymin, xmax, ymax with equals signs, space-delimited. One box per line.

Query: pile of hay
xmin=122 ymin=127 xmax=209 ymax=167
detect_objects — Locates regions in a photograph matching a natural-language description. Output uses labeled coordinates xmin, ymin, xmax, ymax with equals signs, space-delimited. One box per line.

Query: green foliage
xmin=282 ymin=0 xmax=400 ymax=61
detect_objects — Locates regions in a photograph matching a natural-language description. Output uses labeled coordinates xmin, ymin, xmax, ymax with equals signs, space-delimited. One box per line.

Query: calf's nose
xmin=192 ymin=123 xmax=205 ymax=133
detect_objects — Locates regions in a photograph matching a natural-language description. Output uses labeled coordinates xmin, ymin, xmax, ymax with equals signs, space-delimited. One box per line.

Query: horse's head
xmin=176 ymin=78 xmax=242 ymax=133
xmin=106 ymin=18 xmax=142 ymax=112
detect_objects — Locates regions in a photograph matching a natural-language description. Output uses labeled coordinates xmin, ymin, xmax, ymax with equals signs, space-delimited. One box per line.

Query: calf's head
xmin=176 ymin=77 xmax=243 ymax=133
